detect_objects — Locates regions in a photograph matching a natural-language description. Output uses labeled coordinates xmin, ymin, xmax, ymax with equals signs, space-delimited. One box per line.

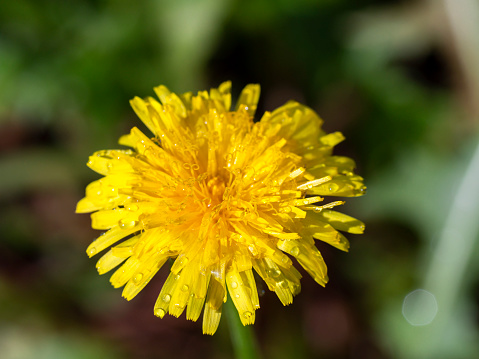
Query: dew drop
xmin=181 ymin=285 xmax=189 ymax=292
xmin=290 ymin=246 xmax=300 ymax=256
xmin=133 ymin=273 xmax=143 ymax=284
xmin=271 ymin=269 xmax=281 ymax=278
xmin=163 ymin=294 xmax=171 ymax=303
xmin=119 ymin=218 xmax=138 ymax=229
xmin=88 ymin=247 xmax=97 ymax=256
xmin=328 ymin=183 xmax=339 ymax=192
xmin=280 ymin=281 xmax=289 ymax=289
xmin=235 ymin=294 xmax=240 ymax=298
xmin=231 ymin=282 xmax=238 ymax=289
xmin=243 ymin=311 xmax=252 ymax=318
xmin=155 ymin=308 xmax=166 ymax=318
xmin=127 ymin=204 xmax=139 ymax=212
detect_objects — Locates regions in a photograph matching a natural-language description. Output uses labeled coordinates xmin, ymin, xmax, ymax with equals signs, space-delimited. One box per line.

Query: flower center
xmin=206 ymin=176 xmax=226 ymax=206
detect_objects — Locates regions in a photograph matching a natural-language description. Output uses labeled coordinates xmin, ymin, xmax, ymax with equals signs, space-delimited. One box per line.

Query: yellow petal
xmin=202 ymin=277 xmax=224 ymax=335
xmin=96 ymin=249 xmax=127 ymax=275
xmin=110 ymin=256 xmax=140 ymax=288
xmin=130 ymin=97 xmax=159 ymax=136
xmin=276 ymin=240 xmax=328 ymax=286
xmin=307 ymin=175 xmax=366 ymax=197
xmin=186 ymin=294 xmax=207 ymax=322
xmin=154 ymin=272 xmax=179 ymax=318
xmin=91 ymin=209 xmax=125 ymax=230
xmin=242 ymin=269 xmax=260 ymax=309
xmin=313 ymin=210 xmax=365 ymax=234
xmin=263 ymin=101 xmax=323 ymax=153
xmin=86 ymin=227 xmax=139 ymax=257
xmin=122 ymin=254 xmax=168 ymax=301
xmin=226 ymin=267 xmax=256 ymax=325
xmin=318 ymin=132 xmax=345 ymax=147
xmin=209 ymin=81 xmax=232 ymax=112
xmin=235 ymin=84 xmax=260 ymax=117
xmin=154 ymin=85 xmax=188 ymax=118
xmin=87 ymin=150 xmax=134 ymax=176
xmin=76 ymin=197 xmax=102 ymax=213
xmin=300 ymin=214 xmax=350 ymax=251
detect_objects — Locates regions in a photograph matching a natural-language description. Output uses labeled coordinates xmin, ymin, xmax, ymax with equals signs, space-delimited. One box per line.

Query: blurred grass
xmin=1 ymin=0 xmax=479 ymax=358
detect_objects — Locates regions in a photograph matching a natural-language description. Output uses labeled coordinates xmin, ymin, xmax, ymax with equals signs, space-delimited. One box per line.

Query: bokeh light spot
xmin=402 ymin=289 xmax=438 ymax=326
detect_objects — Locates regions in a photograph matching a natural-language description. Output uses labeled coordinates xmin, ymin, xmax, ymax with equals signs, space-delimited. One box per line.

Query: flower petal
xmin=235 ymin=84 xmax=260 ymax=117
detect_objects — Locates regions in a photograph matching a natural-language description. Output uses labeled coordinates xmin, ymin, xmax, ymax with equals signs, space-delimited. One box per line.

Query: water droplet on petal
xmin=271 ymin=269 xmax=281 ymax=278
xmin=181 ymin=285 xmax=189 ymax=292
xmin=328 ymin=183 xmax=339 ymax=192
xmin=290 ymin=246 xmax=300 ymax=256
xmin=231 ymin=282 xmax=238 ymax=289
xmin=133 ymin=273 xmax=143 ymax=284
xmin=88 ymin=247 xmax=97 ymax=255
xmin=235 ymin=294 xmax=240 ymax=298
xmin=119 ymin=218 xmax=138 ymax=229
xmin=127 ymin=204 xmax=139 ymax=211
xmin=243 ymin=311 xmax=252 ymax=318
xmin=163 ymin=294 xmax=171 ymax=303
xmin=155 ymin=308 xmax=166 ymax=318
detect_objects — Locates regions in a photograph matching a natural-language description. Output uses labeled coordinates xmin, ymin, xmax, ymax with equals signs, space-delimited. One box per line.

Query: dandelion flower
xmin=77 ymin=82 xmax=366 ymax=335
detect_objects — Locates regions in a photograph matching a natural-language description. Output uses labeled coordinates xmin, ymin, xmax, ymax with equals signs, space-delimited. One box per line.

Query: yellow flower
xmin=77 ymin=82 xmax=365 ymax=335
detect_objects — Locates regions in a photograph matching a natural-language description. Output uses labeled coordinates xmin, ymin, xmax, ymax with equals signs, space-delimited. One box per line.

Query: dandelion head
xmin=77 ymin=82 xmax=366 ymax=335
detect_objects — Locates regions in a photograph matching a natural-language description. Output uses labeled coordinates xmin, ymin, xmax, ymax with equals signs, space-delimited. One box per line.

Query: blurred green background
xmin=2 ymin=0 xmax=479 ymax=358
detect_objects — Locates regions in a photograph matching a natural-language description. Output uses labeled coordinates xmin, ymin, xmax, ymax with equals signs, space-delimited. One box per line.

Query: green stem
xmin=224 ymin=299 xmax=262 ymax=359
